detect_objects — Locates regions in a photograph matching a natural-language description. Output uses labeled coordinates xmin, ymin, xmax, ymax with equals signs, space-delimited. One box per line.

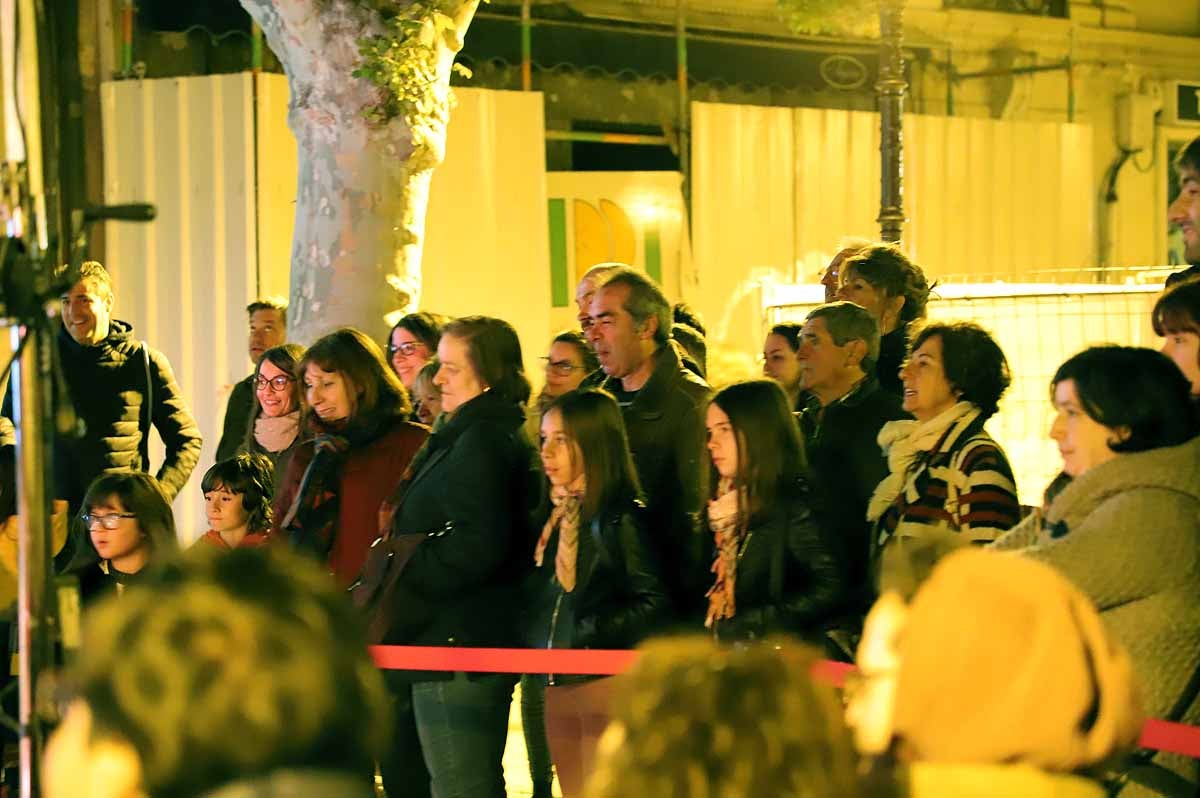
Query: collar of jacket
xmin=57 ymin=318 xmax=135 ymax=356
xmin=435 ymin=388 xmax=524 ymax=447
xmin=1047 ymin=433 xmax=1200 ymax=527
xmin=800 ymin=373 xmax=882 ymax=415
xmin=601 ymin=341 xmax=686 ymax=419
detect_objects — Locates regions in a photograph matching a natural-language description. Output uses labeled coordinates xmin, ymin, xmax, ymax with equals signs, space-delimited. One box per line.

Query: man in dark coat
xmin=794 ymin=301 xmax=908 ymax=651
xmin=214 ymin=297 xmax=287 ymax=462
xmin=13 ymin=261 xmax=203 ymax=513
xmin=588 ymin=267 xmax=712 ymax=621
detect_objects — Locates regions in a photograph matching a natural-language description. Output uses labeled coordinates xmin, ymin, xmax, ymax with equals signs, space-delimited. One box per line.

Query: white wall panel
xmin=102 ymin=73 xmax=258 ymax=544
xmin=691 ymin=102 xmax=795 ymax=366
xmin=692 ymin=102 xmax=1096 ymax=366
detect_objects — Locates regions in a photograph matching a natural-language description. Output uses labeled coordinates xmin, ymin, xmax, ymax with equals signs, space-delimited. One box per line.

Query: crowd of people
xmin=21 ymin=141 xmax=1200 ymax=798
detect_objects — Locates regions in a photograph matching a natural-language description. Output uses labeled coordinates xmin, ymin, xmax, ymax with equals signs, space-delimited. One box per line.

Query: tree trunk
xmin=238 ymin=0 xmax=479 ymax=343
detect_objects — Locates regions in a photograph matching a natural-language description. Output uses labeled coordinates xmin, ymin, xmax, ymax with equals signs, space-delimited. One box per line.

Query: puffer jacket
xmin=526 ymin=496 xmax=669 ymax=686
xmin=33 ymin=320 xmax=202 ymax=509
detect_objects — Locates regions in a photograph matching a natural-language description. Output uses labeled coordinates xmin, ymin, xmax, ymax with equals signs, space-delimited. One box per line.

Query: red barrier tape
xmin=369 ymin=645 xmax=1200 ymax=760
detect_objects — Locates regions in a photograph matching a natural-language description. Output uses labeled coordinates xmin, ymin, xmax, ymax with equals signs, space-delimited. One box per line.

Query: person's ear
xmin=637 ymin=315 xmax=658 ymax=342
xmin=1108 ymin=425 xmax=1132 ymax=447
xmin=882 ymin=294 xmax=905 ymax=328
xmin=844 ymin=339 xmax=867 ymax=369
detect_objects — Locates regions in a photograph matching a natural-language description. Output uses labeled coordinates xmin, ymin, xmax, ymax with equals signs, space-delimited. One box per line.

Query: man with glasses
xmin=216 ymin=298 xmax=288 ymax=462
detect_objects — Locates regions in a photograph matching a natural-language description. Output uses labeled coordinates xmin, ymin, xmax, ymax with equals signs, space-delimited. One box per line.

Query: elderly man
xmin=10 ymin=261 xmax=203 ymax=513
xmin=587 ymin=267 xmax=711 ymax=620
xmin=215 ymin=297 xmax=288 ymax=462
xmin=794 ymin=301 xmax=907 ymax=645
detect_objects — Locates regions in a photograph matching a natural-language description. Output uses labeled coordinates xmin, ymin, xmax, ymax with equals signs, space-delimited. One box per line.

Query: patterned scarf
xmin=704 ymin=478 xmax=744 ymax=629
xmin=533 ymin=474 xmax=586 ymax=592
xmin=280 ymin=432 xmax=351 ymax=557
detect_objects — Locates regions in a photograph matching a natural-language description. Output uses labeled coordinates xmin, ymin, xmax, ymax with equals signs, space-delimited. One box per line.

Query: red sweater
xmin=271 ymin=418 xmax=428 ymax=586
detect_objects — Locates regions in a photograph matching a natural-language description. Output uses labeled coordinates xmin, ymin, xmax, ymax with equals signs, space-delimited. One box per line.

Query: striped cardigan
xmin=873 ymin=413 xmax=1020 ymax=596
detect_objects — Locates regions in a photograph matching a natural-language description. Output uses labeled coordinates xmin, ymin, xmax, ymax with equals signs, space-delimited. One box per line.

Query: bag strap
xmin=1103 ymin=648 xmax=1200 ymax=796
xmin=139 ymin=342 xmax=152 ymax=472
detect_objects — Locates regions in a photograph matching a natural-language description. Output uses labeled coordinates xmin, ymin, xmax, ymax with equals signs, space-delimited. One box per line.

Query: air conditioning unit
xmin=1164 ymin=81 xmax=1200 ymax=126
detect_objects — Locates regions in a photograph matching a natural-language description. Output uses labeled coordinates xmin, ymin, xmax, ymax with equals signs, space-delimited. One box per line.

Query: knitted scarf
xmin=704 ymin=478 xmax=744 ymax=629
xmin=866 ymin=402 xmax=980 ymax=523
xmin=254 ymin=410 xmax=300 ymax=454
xmin=533 ymin=474 xmax=586 ymax=592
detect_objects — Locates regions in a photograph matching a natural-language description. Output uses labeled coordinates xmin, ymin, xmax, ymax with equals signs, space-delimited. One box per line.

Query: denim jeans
xmin=411 ymin=672 xmax=518 ymax=798
xmin=379 ymin=682 xmax=431 ymax=798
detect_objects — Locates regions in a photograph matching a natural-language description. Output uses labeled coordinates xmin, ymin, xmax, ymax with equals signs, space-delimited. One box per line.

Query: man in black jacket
xmin=29 ymin=262 xmax=203 ymax=512
xmin=214 ymin=297 xmax=287 ymax=462
xmin=794 ymin=301 xmax=907 ymax=649
xmin=588 ymin=267 xmax=712 ymax=621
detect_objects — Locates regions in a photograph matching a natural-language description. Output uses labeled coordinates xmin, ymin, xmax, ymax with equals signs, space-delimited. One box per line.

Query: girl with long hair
xmin=703 ymin=379 xmax=842 ymax=643
xmin=528 ymin=388 xmax=667 ymax=797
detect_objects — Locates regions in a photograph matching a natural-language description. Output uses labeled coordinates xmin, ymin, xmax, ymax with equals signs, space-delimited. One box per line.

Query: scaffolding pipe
xmin=474 ymin=10 xmax=891 ymax=58
xmin=520 ymin=0 xmax=532 ymax=90
xmin=251 ymin=21 xmax=263 ymax=72
xmin=1066 ymin=55 xmax=1075 ymax=122
xmin=120 ymin=0 xmax=133 ymax=77
xmin=545 ymin=130 xmax=669 ymax=145
xmin=951 ymin=60 xmax=1069 ymax=81
xmin=676 ymin=0 xmax=690 ymax=214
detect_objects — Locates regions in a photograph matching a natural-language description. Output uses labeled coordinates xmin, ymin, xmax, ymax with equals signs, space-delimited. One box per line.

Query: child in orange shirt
xmin=196 ymin=453 xmax=274 ymax=550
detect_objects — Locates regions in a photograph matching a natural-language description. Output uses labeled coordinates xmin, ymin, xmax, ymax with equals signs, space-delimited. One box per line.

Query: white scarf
xmin=254 ymin=410 xmax=300 ymax=454
xmin=866 ymin=402 xmax=981 ymax=522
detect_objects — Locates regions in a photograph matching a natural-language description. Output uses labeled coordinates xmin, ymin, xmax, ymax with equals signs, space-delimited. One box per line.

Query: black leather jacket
xmin=527 ymin=496 xmax=669 ymax=685
xmin=706 ymin=477 xmax=844 ymax=644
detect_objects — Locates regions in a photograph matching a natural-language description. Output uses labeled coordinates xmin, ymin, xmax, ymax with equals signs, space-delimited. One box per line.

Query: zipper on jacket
xmin=546 ymin=589 xmax=564 ymax=686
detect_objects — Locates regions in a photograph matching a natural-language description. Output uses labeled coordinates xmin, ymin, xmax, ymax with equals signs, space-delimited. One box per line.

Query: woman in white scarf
xmin=243 ymin=343 xmax=305 ymax=484
xmin=868 ymin=322 xmax=1020 ymax=599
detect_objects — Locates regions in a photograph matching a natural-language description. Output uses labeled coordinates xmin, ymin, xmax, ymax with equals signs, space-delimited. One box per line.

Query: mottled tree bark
xmin=238 ymin=0 xmax=479 ymax=343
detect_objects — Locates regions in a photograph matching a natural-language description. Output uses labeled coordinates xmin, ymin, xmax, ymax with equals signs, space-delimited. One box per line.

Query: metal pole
xmin=676 ymin=0 xmax=690 ymax=214
xmin=12 ymin=323 xmax=50 ymax=798
xmin=120 ymin=0 xmax=132 ymax=77
xmin=251 ymin=21 xmax=263 ymax=72
xmin=520 ymin=0 xmax=531 ymax=91
xmin=876 ymin=0 xmax=907 ymax=245
xmin=545 ymin=130 xmax=669 ymax=146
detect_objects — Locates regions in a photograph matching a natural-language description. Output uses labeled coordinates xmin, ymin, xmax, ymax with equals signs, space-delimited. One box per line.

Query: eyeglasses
xmin=541 ymin=357 xmax=586 ymax=377
xmin=389 ymin=341 xmax=427 ymax=359
xmin=80 ymin=512 xmax=137 ymax=530
xmin=255 ymin=374 xmax=295 ymax=392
